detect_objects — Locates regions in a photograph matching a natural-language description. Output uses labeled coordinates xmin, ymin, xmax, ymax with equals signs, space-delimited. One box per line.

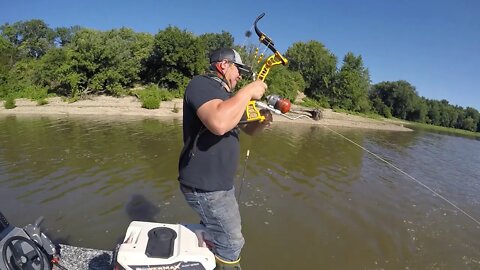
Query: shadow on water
xmin=124 ymin=194 xmax=160 ymax=222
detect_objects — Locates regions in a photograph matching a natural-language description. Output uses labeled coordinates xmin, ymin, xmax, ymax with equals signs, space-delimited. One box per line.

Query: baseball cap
xmin=209 ymin=48 xmax=252 ymax=76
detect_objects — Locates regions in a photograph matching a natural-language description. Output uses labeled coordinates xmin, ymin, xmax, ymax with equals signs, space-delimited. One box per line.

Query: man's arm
xmin=197 ymin=80 xmax=266 ymax=135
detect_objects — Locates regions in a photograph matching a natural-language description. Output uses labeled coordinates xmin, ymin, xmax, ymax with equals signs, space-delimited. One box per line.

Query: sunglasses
xmin=231 ymin=62 xmax=252 ymax=76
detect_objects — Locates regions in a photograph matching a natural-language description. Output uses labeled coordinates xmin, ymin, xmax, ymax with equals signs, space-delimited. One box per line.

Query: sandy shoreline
xmin=0 ymin=96 xmax=411 ymax=132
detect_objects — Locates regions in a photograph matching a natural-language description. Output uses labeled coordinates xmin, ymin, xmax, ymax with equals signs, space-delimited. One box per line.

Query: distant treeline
xmin=0 ymin=19 xmax=478 ymax=132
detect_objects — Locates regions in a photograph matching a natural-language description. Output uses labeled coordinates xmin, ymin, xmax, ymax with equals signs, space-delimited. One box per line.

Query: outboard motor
xmin=0 ymin=211 xmax=56 ymax=270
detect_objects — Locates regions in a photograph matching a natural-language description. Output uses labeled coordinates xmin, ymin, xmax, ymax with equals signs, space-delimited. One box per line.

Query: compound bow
xmin=245 ymin=12 xmax=289 ymax=122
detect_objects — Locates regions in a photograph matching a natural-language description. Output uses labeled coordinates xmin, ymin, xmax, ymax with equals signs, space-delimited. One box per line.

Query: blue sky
xmin=1 ymin=0 xmax=479 ymax=110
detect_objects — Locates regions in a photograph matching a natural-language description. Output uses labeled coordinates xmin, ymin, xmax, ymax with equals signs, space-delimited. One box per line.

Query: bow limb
xmin=253 ymin=13 xmax=288 ymax=81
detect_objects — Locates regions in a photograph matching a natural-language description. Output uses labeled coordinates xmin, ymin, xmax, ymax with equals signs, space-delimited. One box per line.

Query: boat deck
xmin=53 ymin=244 xmax=113 ymax=270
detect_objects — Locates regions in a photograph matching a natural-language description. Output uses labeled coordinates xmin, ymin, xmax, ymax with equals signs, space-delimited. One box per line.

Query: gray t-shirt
xmin=178 ymin=75 xmax=240 ymax=191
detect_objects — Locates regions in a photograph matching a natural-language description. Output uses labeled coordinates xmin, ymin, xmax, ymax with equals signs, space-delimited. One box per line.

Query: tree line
xmin=0 ymin=19 xmax=478 ymax=133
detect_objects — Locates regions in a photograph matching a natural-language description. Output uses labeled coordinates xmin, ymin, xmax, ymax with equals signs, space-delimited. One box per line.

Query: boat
xmin=0 ymin=211 xmax=217 ymax=270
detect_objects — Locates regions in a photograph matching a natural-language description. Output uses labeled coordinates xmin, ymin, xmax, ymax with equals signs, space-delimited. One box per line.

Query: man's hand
xmin=243 ymin=80 xmax=268 ymax=100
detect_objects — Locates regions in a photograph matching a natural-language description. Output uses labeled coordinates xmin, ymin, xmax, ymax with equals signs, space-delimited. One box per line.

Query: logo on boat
xmin=132 ymin=261 xmax=204 ymax=270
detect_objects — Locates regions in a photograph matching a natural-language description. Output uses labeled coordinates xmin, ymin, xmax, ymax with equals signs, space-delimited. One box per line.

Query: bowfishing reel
xmin=244 ymin=95 xmax=292 ymax=123
xmin=0 ymin=211 xmax=57 ymax=270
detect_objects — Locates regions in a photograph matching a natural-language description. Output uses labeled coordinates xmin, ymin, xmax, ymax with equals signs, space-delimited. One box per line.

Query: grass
xmin=332 ymin=108 xmax=383 ymax=120
xmin=400 ymin=121 xmax=480 ymax=138
xmin=325 ymin=106 xmax=479 ymax=138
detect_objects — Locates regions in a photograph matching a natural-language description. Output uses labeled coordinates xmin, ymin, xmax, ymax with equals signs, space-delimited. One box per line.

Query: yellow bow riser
xmin=243 ymin=13 xmax=289 ymax=123
xmin=257 ymin=52 xmax=289 ymax=82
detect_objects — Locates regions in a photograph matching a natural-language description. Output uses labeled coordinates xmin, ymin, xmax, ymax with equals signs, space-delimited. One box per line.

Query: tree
xmin=407 ymin=97 xmax=428 ymax=123
xmin=54 ymin=25 xmax=82 ymax=47
xmin=370 ymin=80 xmax=419 ymax=120
xmin=199 ymin=31 xmax=234 ymax=53
xmin=465 ymin=107 xmax=480 ymax=132
xmin=285 ymin=41 xmax=337 ymax=101
xmin=370 ymin=96 xmax=392 ymax=118
xmin=426 ymin=100 xmax=441 ymax=125
xmin=65 ymin=28 xmax=154 ymax=96
xmin=264 ymin=65 xmax=305 ymax=101
xmin=334 ymin=52 xmax=371 ymax=112
xmin=0 ymin=20 xmax=56 ymax=58
xmin=145 ymin=26 xmax=207 ymax=92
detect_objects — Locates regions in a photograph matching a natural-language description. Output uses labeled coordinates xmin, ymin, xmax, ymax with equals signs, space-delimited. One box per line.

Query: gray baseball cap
xmin=209 ymin=48 xmax=252 ymax=76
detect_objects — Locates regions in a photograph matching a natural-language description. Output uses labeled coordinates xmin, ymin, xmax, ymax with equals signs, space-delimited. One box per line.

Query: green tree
xmin=465 ymin=107 xmax=480 ymax=132
xmin=407 ymin=97 xmax=428 ymax=123
xmin=145 ymin=26 xmax=207 ymax=92
xmin=285 ymin=41 xmax=337 ymax=101
xmin=438 ymin=100 xmax=455 ymax=127
xmin=462 ymin=117 xmax=476 ymax=132
xmin=66 ymin=28 xmax=154 ymax=96
xmin=334 ymin=52 xmax=371 ymax=112
xmin=264 ymin=65 xmax=305 ymax=101
xmin=370 ymin=96 xmax=392 ymax=118
xmin=199 ymin=31 xmax=234 ymax=52
xmin=0 ymin=20 xmax=56 ymax=58
xmin=370 ymin=80 xmax=419 ymax=120
xmin=426 ymin=100 xmax=441 ymax=125
xmin=36 ymin=47 xmax=74 ymax=95
xmin=54 ymin=25 xmax=82 ymax=46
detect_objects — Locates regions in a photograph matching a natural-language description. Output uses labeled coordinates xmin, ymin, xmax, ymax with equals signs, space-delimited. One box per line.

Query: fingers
xmin=245 ymin=80 xmax=268 ymax=100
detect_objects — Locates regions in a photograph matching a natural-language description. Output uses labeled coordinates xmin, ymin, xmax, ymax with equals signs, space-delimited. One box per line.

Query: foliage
xmin=300 ymin=97 xmax=329 ymax=109
xmin=404 ymin=120 xmax=480 ymax=138
xmin=334 ymin=52 xmax=371 ymax=112
xmin=371 ymin=96 xmax=392 ymax=118
xmin=199 ymin=31 xmax=234 ymax=53
xmin=36 ymin=47 xmax=74 ymax=95
xmin=17 ymin=84 xmax=48 ymax=100
xmin=4 ymin=96 xmax=15 ymax=109
xmin=285 ymin=41 xmax=337 ymax=101
xmin=144 ymin=26 xmax=207 ymax=92
xmin=54 ymin=26 xmax=82 ymax=46
xmin=264 ymin=66 xmax=305 ymax=101
xmin=136 ymin=84 xmax=173 ymax=109
xmin=370 ymin=80 xmax=419 ymax=120
xmin=36 ymin=98 xmax=48 ymax=106
xmin=67 ymin=28 xmax=154 ymax=97
xmin=0 ymin=19 xmax=477 ymax=133
xmin=371 ymin=81 xmax=479 ymax=132
xmin=0 ymin=20 xmax=56 ymax=58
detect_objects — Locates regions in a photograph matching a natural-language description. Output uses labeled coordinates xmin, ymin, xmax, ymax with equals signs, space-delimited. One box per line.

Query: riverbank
xmin=0 ymin=96 xmax=412 ymax=131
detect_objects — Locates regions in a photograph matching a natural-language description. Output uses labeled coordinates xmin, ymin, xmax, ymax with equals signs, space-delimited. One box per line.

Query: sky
xmin=1 ymin=0 xmax=479 ymax=110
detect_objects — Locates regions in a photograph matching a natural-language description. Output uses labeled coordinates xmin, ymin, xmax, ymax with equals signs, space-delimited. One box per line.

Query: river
xmin=0 ymin=115 xmax=479 ymax=269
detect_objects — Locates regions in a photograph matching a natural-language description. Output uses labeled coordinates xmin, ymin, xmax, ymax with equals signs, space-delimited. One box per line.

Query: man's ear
xmin=215 ymin=62 xmax=225 ymax=73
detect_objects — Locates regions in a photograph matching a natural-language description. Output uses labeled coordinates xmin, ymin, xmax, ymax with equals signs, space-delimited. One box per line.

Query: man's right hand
xmin=244 ymin=80 xmax=268 ymax=100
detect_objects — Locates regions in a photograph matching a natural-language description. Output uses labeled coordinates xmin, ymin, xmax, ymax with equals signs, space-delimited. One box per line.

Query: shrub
xmin=19 ymin=85 xmax=49 ymax=101
xmin=137 ymin=84 xmax=174 ymax=109
xmin=138 ymin=85 xmax=160 ymax=109
xmin=4 ymin=97 xmax=16 ymax=109
xmin=37 ymin=99 xmax=48 ymax=106
xmin=301 ymin=97 xmax=329 ymax=109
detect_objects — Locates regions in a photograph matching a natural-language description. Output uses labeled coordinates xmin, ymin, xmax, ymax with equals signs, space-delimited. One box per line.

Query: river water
xmin=0 ymin=115 xmax=479 ymax=269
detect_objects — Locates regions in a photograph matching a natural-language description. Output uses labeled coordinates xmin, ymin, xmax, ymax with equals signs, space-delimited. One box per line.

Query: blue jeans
xmin=181 ymin=185 xmax=245 ymax=262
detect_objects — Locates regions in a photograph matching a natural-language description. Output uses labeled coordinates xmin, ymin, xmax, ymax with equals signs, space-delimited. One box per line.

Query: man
xmin=178 ymin=48 xmax=270 ymax=267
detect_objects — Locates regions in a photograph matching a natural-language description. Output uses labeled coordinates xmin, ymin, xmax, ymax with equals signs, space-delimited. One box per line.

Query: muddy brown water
xmin=1 ymin=115 xmax=479 ymax=269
